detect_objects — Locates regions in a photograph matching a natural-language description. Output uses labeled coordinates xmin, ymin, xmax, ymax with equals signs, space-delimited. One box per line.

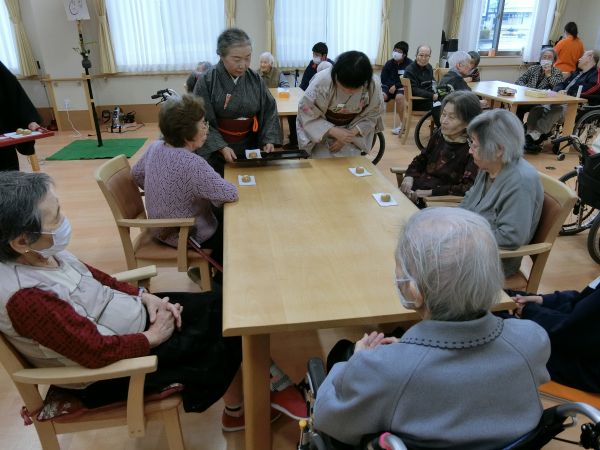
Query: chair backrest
xmin=400 ymin=77 xmax=413 ymax=102
xmin=95 ymin=155 xmax=146 ymax=222
xmin=526 ymin=172 xmax=577 ymax=291
xmin=435 ymin=67 xmax=450 ymax=83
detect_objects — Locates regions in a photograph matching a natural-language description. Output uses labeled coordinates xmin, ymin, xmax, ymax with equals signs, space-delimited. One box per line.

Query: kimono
xmin=297 ymin=68 xmax=384 ymax=158
xmin=193 ymin=61 xmax=282 ymax=166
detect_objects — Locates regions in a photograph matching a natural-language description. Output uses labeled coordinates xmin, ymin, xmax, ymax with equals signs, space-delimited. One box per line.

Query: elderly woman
xmin=400 ymin=91 xmax=482 ymax=205
xmin=0 ymin=171 xmax=307 ymax=430
xmin=0 ymin=171 xmax=243 ymax=423
xmin=258 ymin=52 xmax=289 ymax=88
xmin=185 ymin=61 xmax=212 ymax=93
xmin=193 ymin=28 xmax=282 ymax=173
xmin=313 ymin=207 xmax=550 ymax=448
xmin=297 ymin=51 xmax=384 ymax=158
xmin=461 ymin=109 xmax=544 ymax=277
xmin=132 ymin=94 xmax=237 ymax=265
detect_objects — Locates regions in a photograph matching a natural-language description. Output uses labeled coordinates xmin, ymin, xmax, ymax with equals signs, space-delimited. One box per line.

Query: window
xmin=274 ymin=0 xmax=383 ymax=67
xmin=477 ymin=0 xmax=536 ymax=54
xmin=0 ymin=1 xmax=19 ymax=74
xmin=105 ymin=0 xmax=224 ymax=72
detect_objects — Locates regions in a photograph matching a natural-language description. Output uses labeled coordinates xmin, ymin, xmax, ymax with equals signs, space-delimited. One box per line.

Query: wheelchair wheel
xmin=362 ymin=131 xmax=385 ymax=165
xmin=587 ymin=217 xmax=600 ymax=264
xmin=559 ymin=169 xmax=598 ymax=235
xmin=414 ymin=110 xmax=436 ymax=151
xmin=574 ymin=110 xmax=600 ymax=147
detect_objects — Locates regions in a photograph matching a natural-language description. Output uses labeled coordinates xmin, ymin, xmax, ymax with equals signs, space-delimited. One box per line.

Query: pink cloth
xmin=132 ymin=140 xmax=238 ymax=246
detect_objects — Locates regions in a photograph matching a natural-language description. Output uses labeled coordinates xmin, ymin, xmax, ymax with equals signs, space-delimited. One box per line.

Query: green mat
xmin=47 ymin=138 xmax=147 ymax=160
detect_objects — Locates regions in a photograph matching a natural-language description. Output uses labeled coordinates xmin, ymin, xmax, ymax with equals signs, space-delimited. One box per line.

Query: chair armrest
xmin=117 ymin=217 xmax=195 ymax=228
xmin=12 ymin=355 xmax=158 ymax=385
xmin=389 ymin=167 xmax=407 ymax=175
xmin=424 ymin=195 xmax=463 ymax=203
xmin=112 ymin=265 xmax=157 ymax=283
xmin=499 ymin=243 xmax=552 ymax=259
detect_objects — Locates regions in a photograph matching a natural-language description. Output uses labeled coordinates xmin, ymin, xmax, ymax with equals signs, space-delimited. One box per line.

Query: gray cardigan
xmin=313 ymin=313 xmax=550 ymax=449
xmin=460 ymin=158 xmax=543 ymax=276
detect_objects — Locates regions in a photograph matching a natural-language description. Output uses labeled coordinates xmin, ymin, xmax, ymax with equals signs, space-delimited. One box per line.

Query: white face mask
xmin=392 ymin=51 xmax=403 ymax=61
xmin=540 ymin=59 xmax=552 ymax=67
xmin=312 ymin=57 xmax=322 ymax=65
xmin=35 ymin=217 xmax=72 ymax=258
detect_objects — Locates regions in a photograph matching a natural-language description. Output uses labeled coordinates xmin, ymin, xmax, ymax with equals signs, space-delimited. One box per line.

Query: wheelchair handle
xmin=551 ymin=134 xmax=580 ymax=146
xmin=556 ymin=402 xmax=600 ymax=424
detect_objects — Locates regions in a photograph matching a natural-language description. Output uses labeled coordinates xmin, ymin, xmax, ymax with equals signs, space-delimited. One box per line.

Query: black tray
xmin=233 ymin=149 xmax=310 ymax=165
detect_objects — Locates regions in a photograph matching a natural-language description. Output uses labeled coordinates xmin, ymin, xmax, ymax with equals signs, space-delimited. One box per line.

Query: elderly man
xmin=525 ymin=49 xmax=600 ymax=152
xmin=439 ymin=51 xmax=473 ymax=92
xmin=313 ymin=207 xmax=550 ymax=449
xmin=404 ymin=45 xmax=438 ymax=116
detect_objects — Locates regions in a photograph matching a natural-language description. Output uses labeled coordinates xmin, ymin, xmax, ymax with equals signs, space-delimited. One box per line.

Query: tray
xmin=233 ymin=149 xmax=310 ymax=165
xmin=0 ymin=128 xmax=55 ymax=148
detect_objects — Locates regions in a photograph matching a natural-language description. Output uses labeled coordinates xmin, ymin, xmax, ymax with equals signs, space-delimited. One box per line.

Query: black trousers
xmin=0 ymin=141 xmax=35 ymax=171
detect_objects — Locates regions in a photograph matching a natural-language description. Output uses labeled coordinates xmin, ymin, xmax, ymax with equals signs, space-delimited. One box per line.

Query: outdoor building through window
xmin=478 ymin=0 xmax=536 ymax=54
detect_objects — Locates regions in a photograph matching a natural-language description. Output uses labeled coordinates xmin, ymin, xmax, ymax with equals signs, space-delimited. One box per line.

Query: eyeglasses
xmin=417 ymin=53 xmax=431 ymax=58
xmin=199 ymin=119 xmax=209 ymax=132
xmin=467 ymin=137 xmax=479 ymax=150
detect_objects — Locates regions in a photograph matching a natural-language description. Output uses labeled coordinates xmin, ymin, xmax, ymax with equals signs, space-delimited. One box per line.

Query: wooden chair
xmin=502 ymin=172 xmax=577 ymax=293
xmin=0 ymin=266 xmax=186 ymax=450
xmin=434 ymin=66 xmax=450 ymax=83
xmin=95 ymin=155 xmax=212 ymax=291
xmin=399 ymin=77 xmax=430 ymax=144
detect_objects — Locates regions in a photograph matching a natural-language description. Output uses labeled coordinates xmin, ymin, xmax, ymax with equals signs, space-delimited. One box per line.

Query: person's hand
xmin=543 ymin=65 xmax=552 ymax=76
xmin=432 ymin=93 xmax=439 ymax=101
xmin=219 ymin=147 xmax=237 ymax=162
xmin=263 ymin=143 xmax=275 ymax=153
xmin=142 ymin=293 xmax=183 ymax=330
xmin=400 ymin=176 xmax=414 ymax=195
xmin=354 ymin=331 xmax=398 ymax=353
xmin=415 ymin=189 xmax=433 ymax=198
xmin=510 ymin=294 xmax=543 ymax=317
xmin=389 ymin=85 xmax=397 ymax=94
xmin=480 ymin=99 xmax=489 ymax=108
xmin=464 ymin=76 xmax=473 ymax=83
xmin=329 ymin=139 xmax=345 ymax=153
xmin=27 ymin=121 xmax=41 ymax=131
xmin=328 ymin=127 xmax=355 ymax=144
xmin=143 ymin=306 xmax=175 ymax=347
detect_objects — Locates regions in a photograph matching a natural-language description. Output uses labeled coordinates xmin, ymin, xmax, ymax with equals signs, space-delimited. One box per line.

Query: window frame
xmin=478 ymin=0 xmax=535 ymax=57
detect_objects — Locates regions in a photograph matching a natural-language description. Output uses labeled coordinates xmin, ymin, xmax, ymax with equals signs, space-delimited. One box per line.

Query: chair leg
xmin=162 ymin=408 xmax=185 ymax=450
xmin=199 ymin=262 xmax=212 ymax=292
xmin=28 ymin=154 xmax=41 ymax=172
xmin=34 ymin=421 xmax=61 ymax=450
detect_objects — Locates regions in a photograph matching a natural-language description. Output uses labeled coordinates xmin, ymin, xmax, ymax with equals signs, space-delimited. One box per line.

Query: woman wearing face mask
xmin=296 ymin=50 xmax=384 ymax=158
xmin=514 ymin=48 xmax=563 ymax=126
xmin=193 ymin=28 xmax=282 ymax=174
xmin=313 ymin=207 xmax=550 ymax=448
xmin=0 ymin=170 xmax=247 ymax=422
xmin=380 ymin=41 xmax=412 ymax=135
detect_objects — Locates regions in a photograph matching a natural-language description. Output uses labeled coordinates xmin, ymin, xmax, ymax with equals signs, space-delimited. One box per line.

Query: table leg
xmin=28 ymin=154 xmax=40 ymax=172
xmin=562 ymin=103 xmax=578 ymax=136
xmin=243 ymin=334 xmax=271 ymax=450
xmin=509 ymin=104 xmax=518 ymax=114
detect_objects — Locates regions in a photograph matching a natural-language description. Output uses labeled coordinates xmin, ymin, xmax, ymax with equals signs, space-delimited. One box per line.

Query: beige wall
xmin=16 ymin=0 xmax=600 ymax=117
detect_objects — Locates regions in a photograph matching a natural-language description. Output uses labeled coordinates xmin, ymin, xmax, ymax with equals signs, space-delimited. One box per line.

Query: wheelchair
xmin=299 ymin=357 xmax=600 ymax=450
xmin=361 ymin=131 xmax=386 ymax=165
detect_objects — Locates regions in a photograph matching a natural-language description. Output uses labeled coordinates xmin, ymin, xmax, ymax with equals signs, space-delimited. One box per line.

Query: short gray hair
xmin=259 ymin=52 xmax=275 ymax=66
xmin=0 ymin=171 xmax=54 ymax=262
xmin=441 ymin=91 xmax=482 ymax=124
xmin=467 ymin=109 xmax=524 ymax=164
xmin=415 ymin=44 xmax=431 ymax=57
xmin=448 ymin=51 xmax=471 ymax=68
xmin=396 ymin=207 xmax=504 ymax=321
xmin=217 ymin=28 xmax=252 ymax=57
xmin=540 ymin=48 xmax=557 ymax=62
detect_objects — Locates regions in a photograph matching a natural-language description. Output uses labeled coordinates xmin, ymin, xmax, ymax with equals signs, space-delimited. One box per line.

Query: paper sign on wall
xmin=63 ymin=0 xmax=90 ymax=21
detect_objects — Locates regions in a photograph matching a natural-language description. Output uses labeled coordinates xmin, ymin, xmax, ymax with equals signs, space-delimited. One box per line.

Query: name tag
xmin=336 ymin=103 xmax=346 ymax=109
xmin=589 ymin=275 xmax=600 ymax=289
xmin=398 ymin=70 xmax=404 ymax=75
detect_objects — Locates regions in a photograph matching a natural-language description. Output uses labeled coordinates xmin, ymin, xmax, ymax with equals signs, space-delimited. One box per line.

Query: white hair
xmin=317 ymin=61 xmax=333 ymax=72
xmin=467 ymin=108 xmax=524 ymax=164
xmin=259 ymin=51 xmax=275 ymax=67
xmin=396 ymin=207 xmax=504 ymax=321
xmin=448 ymin=51 xmax=471 ymax=69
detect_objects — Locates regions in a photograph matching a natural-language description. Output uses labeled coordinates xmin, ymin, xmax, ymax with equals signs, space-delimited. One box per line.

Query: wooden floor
xmin=1 ymin=114 xmax=597 ymax=449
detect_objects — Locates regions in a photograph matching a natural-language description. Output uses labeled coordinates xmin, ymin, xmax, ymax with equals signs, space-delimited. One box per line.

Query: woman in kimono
xmin=193 ymin=28 xmax=282 ymax=173
xmin=297 ymin=51 xmax=384 ymax=158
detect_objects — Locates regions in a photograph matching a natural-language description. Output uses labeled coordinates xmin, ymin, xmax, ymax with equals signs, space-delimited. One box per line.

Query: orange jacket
xmin=554 ymin=36 xmax=584 ymax=73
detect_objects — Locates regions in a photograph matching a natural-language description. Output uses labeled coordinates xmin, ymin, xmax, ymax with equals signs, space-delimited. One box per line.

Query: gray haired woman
xmin=313 ymin=207 xmax=550 ymax=448
xmin=193 ymin=28 xmax=282 ymax=174
xmin=460 ymin=108 xmax=544 ymax=276
xmin=258 ymin=51 xmax=289 ymax=88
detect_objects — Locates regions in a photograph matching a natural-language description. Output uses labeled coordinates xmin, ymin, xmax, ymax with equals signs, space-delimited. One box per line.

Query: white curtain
xmin=274 ymin=0 xmax=383 ymax=68
xmin=457 ymin=0 xmax=484 ymax=52
xmin=0 ymin=0 xmax=18 ymax=73
xmin=522 ymin=0 xmax=557 ymax=62
xmin=106 ymin=0 xmax=224 ymax=72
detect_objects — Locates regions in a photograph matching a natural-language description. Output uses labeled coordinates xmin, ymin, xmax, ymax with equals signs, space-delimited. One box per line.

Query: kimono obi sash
xmin=217 ymin=116 xmax=258 ymax=143
xmin=325 ymin=110 xmax=359 ymax=127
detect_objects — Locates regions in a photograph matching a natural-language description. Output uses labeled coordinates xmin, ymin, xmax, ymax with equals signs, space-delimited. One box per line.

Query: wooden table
xmin=470 ymin=80 xmax=587 ymax=136
xmin=223 ymin=156 xmax=515 ymax=450
xmin=269 ymin=87 xmax=302 ymax=130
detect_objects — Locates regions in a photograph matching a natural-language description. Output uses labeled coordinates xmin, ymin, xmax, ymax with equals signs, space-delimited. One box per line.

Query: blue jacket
xmin=299 ymin=58 xmax=334 ymax=91
xmin=554 ymin=67 xmax=600 ymax=105
xmin=380 ymin=57 xmax=412 ymax=94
